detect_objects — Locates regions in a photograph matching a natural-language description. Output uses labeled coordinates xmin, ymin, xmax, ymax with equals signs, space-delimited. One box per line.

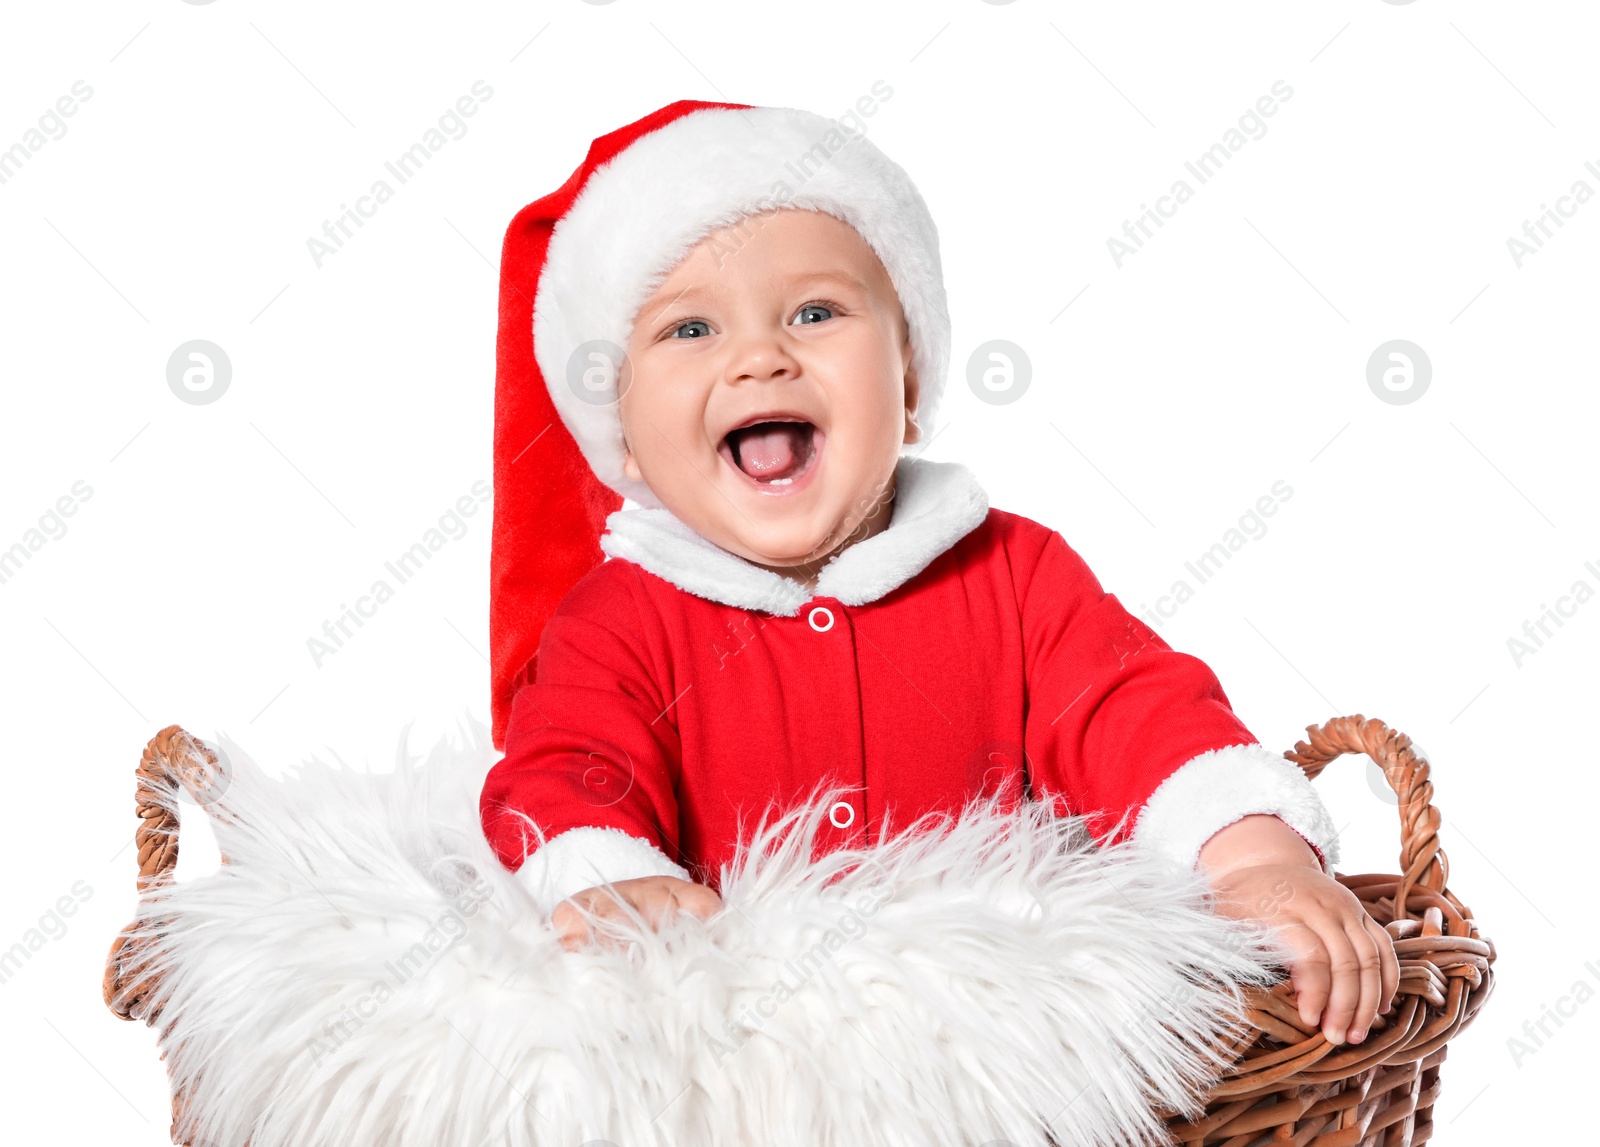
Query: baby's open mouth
xmin=719 ymin=419 xmax=819 ymax=488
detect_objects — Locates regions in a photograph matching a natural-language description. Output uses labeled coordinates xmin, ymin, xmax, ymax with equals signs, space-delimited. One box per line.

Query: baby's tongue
xmin=735 ymin=423 xmax=806 ymax=479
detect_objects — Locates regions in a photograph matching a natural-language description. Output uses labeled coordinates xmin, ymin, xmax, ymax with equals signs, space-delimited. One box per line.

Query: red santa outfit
xmin=478 ymin=99 xmax=1340 ymax=914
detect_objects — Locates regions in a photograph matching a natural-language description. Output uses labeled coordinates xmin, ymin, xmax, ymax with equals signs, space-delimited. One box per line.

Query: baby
xmin=480 ymin=100 xmax=1396 ymax=1049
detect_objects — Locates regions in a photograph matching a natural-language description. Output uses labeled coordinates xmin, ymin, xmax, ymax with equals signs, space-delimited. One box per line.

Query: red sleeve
xmin=478 ymin=564 xmax=685 ymax=875
xmin=1019 ymin=528 xmax=1259 ymax=848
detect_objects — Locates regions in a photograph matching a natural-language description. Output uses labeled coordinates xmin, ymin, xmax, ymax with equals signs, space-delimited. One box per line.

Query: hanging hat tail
xmin=488 ymin=100 xmax=756 ymax=749
xmin=489 ymin=200 xmax=621 ymax=750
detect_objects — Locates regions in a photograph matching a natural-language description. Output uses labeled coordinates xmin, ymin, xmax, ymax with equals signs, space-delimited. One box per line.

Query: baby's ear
xmin=901 ymin=358 xmax=922 ymax=446
xmin=622 ymin=447 xmax=643 ymax=483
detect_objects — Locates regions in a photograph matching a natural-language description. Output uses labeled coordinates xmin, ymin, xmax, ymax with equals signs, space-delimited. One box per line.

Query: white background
xmin=2 ymin=1 xmax=1594 ymax=1142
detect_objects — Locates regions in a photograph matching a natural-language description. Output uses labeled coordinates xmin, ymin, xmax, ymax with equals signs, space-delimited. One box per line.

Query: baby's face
xmin=619 ymin=208 xmax=920 ymax=583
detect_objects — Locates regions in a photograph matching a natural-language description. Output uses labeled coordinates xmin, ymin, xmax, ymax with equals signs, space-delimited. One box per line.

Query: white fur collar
xmin=597 ymin=455 xmax=989 ymax=615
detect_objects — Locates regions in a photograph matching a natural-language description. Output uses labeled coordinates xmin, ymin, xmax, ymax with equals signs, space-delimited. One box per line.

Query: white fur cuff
xmin=517 ymin=826 xmax=691 ymax=914
xmin=1133 ymin=743 xmax=1341 ymax=875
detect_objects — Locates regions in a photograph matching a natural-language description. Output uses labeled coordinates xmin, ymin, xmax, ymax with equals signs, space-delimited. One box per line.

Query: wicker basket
xmin=104 ymin=713 xmax=1495 ymax=1147
xmin=1160 ymin=715 xmax=1496 ymax=1146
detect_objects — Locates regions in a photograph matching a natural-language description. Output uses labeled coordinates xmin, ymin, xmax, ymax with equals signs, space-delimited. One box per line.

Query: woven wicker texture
xmin=104 ymin=714 xmax=1495 ymax=1147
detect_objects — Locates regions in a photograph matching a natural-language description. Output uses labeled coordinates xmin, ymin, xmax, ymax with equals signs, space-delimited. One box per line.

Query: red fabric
xmin=479 ymin=508 xmax=1265 ymax=891
xmin=491 ymin=99 xmax=754 ymax=748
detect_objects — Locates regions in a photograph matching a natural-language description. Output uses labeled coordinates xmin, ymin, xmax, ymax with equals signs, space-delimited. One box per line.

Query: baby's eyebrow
xmin=646 ymin=270 xmax=871 ymax=316
xmin=778 ymin=269 xmax=872 ymax=294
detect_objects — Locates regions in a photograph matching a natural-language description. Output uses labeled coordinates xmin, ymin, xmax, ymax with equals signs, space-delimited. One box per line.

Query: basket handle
xmin=102 ymin=725 xmax=222 ymax=1022
xmin=1283 ymin=714 xmax=1448 ymax=908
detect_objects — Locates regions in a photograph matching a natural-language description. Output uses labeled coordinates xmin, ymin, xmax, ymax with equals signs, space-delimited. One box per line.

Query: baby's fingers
xmin=1344 ymin=918 xmax=1384 ymax=1042
xmin=1369 ymin=915 xmax=1400 ymax=1017
xmin=552 ymin=890 xmax=628 ymax=951
xmin=1316 ymin=922 xmax=1364 ymax=1045
xmin=1282 ymin=919 xmax=1363 ymax=1043
xmin=636 ymin=885 xmax=684 ymax=929
xmin=672 ymin=882 xmax=724 ymax=921
xmin=1280 ymin=924 xmax=1331 ymax=1033
xmin=618 ymin=878 xmax=722 ymax=928
xmin=609 ymin=882 xmax=708 ymax=933
xmin=552 ymin=902 xmax=596 ymax=952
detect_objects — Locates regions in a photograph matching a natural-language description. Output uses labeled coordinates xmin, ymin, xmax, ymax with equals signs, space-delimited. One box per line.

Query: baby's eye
xmin=670 ymin=319 xmax=712 ymax=339
xmin=792 ymin=301 xmax=837 ymax=326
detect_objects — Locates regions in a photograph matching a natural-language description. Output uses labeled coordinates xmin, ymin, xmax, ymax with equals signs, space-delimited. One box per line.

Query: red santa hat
xmin=490 ymin=99 xmax=951 ymax=747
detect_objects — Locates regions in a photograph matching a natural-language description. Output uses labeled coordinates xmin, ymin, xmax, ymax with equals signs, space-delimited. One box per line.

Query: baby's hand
xmin=1207 ymin=864 xmax=1400 ymax=1046
xmin=550 ymin=875 xmax=723 ymax=952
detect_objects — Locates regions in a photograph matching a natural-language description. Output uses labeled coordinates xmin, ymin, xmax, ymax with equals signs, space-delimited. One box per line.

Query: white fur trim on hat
xmin=532 ymin=105 xmax=951 ymax=509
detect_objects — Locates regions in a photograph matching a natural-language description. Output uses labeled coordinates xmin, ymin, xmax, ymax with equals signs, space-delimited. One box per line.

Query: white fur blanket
xmin=119 ymin=727 xmax=1291 ymax=1147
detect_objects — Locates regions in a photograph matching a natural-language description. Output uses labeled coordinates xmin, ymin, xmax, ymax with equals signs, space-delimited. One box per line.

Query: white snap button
xmin=808 ymin=606 xmax=834 ymax=632
xmin=829 ymin=800 xmax=855 ymax=828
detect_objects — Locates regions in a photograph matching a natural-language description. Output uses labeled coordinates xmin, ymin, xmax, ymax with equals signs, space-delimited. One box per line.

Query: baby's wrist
xmin=1197 ymin=814 xmax=1321 ymax=879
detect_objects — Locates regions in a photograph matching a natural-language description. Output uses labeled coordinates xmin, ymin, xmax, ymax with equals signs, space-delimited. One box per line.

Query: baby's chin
xmin=719 ymin=516 xmax=864 ymax=576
